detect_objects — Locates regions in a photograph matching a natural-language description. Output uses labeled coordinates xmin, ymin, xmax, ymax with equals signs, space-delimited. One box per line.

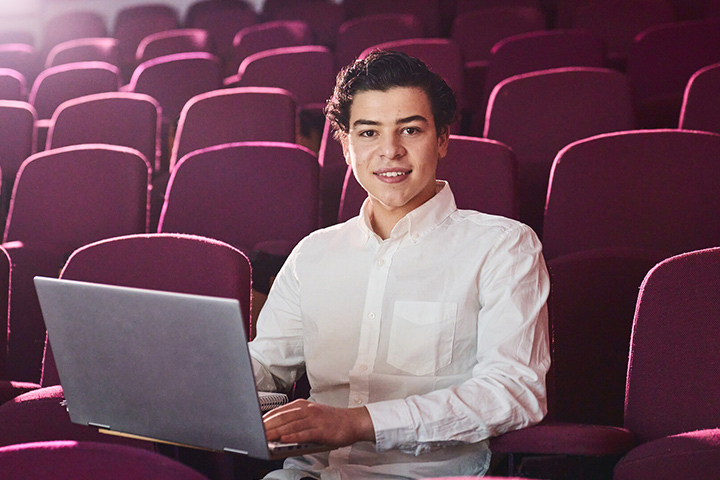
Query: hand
xmin=263 ymin=399 xmax=375 ymax=448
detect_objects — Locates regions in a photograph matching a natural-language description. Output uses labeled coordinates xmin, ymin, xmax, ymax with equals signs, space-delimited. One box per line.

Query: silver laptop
xmin=33 ymin=276 xmax=329 ymax=460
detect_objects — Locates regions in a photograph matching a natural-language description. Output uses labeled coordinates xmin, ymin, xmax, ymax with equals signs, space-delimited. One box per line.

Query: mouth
xmin=374 ymin=170 xmax=411 ymax=178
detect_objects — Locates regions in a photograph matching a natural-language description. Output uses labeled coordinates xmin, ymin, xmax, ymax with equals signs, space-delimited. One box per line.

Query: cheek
xmin=345 ymin=144 xmax=370 ymax=169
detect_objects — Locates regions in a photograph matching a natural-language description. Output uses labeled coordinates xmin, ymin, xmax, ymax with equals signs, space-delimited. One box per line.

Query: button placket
xmin=348 ymin=240 xmax=400 ymax=407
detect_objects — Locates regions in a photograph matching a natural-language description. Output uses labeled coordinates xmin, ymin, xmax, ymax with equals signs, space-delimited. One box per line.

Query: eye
xmin=402 ymin=126 xmax=420 ymax=135
xmin=359 ymin=129 xmax=377 ymax=138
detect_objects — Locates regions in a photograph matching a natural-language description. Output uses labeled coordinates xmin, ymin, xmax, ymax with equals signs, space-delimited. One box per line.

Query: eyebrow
xmin=351 ymin=115 xmax=430 ymax=129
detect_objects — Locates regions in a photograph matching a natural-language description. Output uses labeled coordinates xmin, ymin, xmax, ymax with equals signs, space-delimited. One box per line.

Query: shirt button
xmin=358 ymin=364 xmax=368 ymax=371
xmin=368 ymin=312 xmax=375 ymax=319
xmin=377 ymin=258 xmax=385 ymax=266
xmin=411 ymin=233 xmax=419 ymax=240
xmin=354 ymin=396 xmax=363 ymax=405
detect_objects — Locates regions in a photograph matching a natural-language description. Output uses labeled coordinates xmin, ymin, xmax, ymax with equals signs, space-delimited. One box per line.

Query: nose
xmin=379 ymin=133 xmax=405 ymax=159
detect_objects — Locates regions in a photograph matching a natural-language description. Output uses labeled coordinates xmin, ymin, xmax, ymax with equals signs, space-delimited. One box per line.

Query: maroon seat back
xmin=28 ymin=61 xmax=121 ymax=120
xmin=0 ymin=100 xmax=35 ymax=230
xmin=40 ymin=11 xmax=108 ymax=59
xmin=569 ymin=0 xmax=674 ymax=68
xmin=230 ymin=46 xmax=335 ymax=111
xmin=0 ymin=246 xmax=10 ymax=378
xmin=2 ymin=144 xmax=150 ymax=382
xmin=135 ymin=28 xmax=212 ymax=64
xmin=545 ymin=247 xmax=666 ymax=427
xmin=127 ymin=52 xmax=222 ymax=124
xmin=113 ymin=4 xmax=180 ymax=71
xmin=679 ymin=61 xmax=720 ymax=134
xmin=0 ymin=44 xmax=39 ymax=86
xmin=44 ymin=37 xmax=119 ymax=69
xmin=266 ymin=0 xmax=347 ymax=48
xmin=349 ymin=0 xmax=441 ymax=37
xmin=0 ymin=31 xmax=35 ymax=46
xmin=184 ymin=0 xmax=258 ymax=60
xmin=451 ymin=6 xmax=546 ymax=64
xmin=624 ymin=247 xmax=720 ymax=444
xmin=226 ymin=20 xmax=312 ymax=78
xmin=455 ymin=0 xmax=543 ymax=16
xmin=484 ymin=67 xmax=635 ymax=235
xmin=543 ymin=129 xmax=720 ymax=260
xmin=159 ymin=141 xmax=319 ymax=255
xmin=0 ymin=69 xmax=27 ymax=101
xmin=59 ymin=233 xmax=251 ymax=340
xmin=334 ymin=13 xmax=424 ymax=70
xmin=0 ymin=100 xmax=35 ymax=183
xmin=480 ymin=29 xmax=606 ymax=116
xmin=628 ymin=17 xmax=720 ymax=128
xmin=171 ymin=86 xmax=297 ymax=169
xmin=4 ymin=144 xmax=150 ymax=250
xmin=47 ymin=92 xmax=161 ymax=172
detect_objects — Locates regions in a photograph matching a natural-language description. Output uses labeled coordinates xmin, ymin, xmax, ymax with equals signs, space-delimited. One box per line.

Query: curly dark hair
xmin=324 ymin=50 xmax=458 ymax=140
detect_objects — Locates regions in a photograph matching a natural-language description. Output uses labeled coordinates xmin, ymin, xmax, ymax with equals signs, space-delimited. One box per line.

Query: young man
xmin=248 ymin=50 xmax=550 ymax=479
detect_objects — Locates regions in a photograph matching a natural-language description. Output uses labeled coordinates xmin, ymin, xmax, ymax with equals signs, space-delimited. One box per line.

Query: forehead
xmin=348 ymin=86 xmax=434 ymax=124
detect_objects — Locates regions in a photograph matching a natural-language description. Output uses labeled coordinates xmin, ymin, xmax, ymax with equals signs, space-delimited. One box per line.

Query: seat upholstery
xmin=543 ymin=129 xmax=720 ymax=260
xmin=484 ymin=67 xmax=635 ymax=236
xmin=0 ymin=440 xmax=209 ymax=478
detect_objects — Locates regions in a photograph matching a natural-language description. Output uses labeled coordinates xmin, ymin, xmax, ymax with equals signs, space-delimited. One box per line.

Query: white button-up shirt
xmin=250 ymin=182 xmax=550 ymax=479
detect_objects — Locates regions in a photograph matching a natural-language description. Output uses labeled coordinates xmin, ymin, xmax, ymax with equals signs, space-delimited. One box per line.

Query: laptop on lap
xmin=33 ymin=276 xmax=329 ymax=460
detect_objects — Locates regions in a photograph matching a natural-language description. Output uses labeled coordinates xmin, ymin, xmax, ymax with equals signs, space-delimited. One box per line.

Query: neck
xmin=369 ymin=207 xmax=404 ymax=240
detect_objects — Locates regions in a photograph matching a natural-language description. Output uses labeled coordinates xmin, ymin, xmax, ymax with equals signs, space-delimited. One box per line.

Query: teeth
xmin=377 ymin=171 xmax=408 ymax=177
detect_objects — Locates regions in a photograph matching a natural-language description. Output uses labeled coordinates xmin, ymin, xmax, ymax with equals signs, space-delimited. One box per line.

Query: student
xmin=248 ymin=50 xmax=550 ymax=479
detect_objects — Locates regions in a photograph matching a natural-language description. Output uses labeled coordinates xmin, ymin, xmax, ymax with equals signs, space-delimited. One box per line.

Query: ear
xmin=437 ymin=126 xmax=450 ymax=159
xmin=340 ymin=134 xmax=351 ymax=166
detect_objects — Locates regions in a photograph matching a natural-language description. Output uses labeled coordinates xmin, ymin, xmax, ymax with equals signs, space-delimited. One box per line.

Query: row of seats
xmin=0 ymin=236 xmax=717 ymax=479
xmin=2 ymin=44 xmax=719 ymax=259
xmin=5 ymin=0 xmax=720 ymax=64
xmin=4 ymin=1 xmax=720 ymax=123
xmin=2 ymin=2 xmax=720 ymax=213
xmin=321 ymin=58 xmax=720 ymax=232
xmin=3 ymin=57 xmax=720 ymax=242
xmin=3 ymin=13 xmax=720 ymax=137
xmin=1 ymin=124 xmax=718 ymax=390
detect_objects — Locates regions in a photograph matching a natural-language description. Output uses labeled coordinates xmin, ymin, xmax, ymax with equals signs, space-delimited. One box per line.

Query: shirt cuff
xmin=365 ymin=399 xmax=417 ymax=452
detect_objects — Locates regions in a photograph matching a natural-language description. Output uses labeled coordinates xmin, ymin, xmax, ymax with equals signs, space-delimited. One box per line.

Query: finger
xmin=264 ymin=410 xmax=315 ymax=440
xmin=266 ymin=419 xmax=316 ymax=442
xmin=263 ymin=405 xmax=303 ymax=423
xmin=279 ymin=426 xmax=322 ymax=444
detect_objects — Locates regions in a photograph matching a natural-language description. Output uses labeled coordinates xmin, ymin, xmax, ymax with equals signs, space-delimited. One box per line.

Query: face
xmin=341 ymin=86 xmax=449 ymax=225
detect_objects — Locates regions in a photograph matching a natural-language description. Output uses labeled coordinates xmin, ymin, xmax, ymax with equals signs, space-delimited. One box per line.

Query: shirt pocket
xmin=387 ymin=301 xmax=458 ymax=376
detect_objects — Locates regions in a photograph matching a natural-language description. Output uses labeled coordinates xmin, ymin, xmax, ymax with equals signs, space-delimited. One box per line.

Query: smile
xmin=375 ymin=171 xmax=411 ymax=177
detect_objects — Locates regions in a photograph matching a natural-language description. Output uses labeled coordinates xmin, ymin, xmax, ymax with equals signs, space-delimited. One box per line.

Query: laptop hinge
xmin=88 ymin=422 xmax=111 ymax=429
xmin=223 ymin=447 xmax=249 ymax=455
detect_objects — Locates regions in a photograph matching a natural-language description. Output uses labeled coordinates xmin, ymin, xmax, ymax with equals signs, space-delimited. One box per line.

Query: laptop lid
xmin=33 ymin=276 xmax=326 ymax=460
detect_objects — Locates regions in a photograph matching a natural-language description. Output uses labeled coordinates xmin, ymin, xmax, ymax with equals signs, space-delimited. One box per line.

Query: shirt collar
xmin=357 ymin=181 xmax=457 ymax=243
